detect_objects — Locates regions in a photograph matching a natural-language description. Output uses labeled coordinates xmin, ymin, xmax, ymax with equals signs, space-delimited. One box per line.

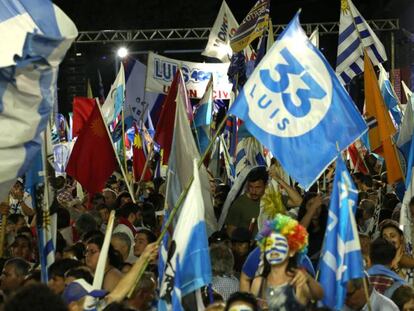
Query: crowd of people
xmin=0 ymin=152 xmax=413 ymax=311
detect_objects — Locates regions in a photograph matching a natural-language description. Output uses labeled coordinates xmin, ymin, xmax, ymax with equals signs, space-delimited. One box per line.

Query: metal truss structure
xmin=75 ymin=19 xmax=399 ymax=44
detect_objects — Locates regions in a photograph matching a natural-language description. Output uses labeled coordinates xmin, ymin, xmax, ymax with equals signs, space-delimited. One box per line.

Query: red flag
xmin=72 ymin=97 xmax=96 ymax=138
xmin=154 ymin=71 xmax=180 ymax=165
xmin=133 ymin=125 xmax=151 ymax=182
xmin=348 ymin=143 xmax=368 ymax=174
xmin=66 ymin=104 xmax=117 ymax=194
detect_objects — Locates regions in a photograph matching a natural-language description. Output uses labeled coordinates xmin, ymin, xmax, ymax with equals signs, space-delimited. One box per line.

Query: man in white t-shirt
xmin=8 ymin=179 xmax=34 ymax=222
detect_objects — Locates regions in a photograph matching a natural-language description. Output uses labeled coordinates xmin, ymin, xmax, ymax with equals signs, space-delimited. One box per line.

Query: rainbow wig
xmin=256 ymin=214 xmax=308 ymax=262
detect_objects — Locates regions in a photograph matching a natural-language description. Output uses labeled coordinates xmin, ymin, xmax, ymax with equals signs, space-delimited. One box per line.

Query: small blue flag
xmin=319 ymin=155 xmax=364 ymax=310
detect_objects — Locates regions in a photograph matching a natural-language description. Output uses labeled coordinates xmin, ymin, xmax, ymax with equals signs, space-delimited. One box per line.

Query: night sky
xmin=52 ymin=0 xmax=414 ymax=113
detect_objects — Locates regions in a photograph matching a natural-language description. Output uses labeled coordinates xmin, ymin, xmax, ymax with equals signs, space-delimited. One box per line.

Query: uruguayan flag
xmin=319 ymin=155 xmax=364 ymax=310
xmin=0 ymin=0 xmax=78 ymax=201
xmin=159 ymin=160 xmax=212 ymax=309
xmin=235 ymin=137 xmax=265 ymax=177
xmin=336 ymin=0 xmax=387 ymax=84
xmin=194 ymin=76 xmax=213 ymax=154
xmin=378 ymin=64 xmax=402 ymax=126
xmin=229 ymin=12 xmax=367 ymax=189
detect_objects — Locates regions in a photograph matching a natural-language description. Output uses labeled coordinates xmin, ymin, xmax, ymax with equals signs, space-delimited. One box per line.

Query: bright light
xmin=117 ymin=47 xmax=128 ymax=58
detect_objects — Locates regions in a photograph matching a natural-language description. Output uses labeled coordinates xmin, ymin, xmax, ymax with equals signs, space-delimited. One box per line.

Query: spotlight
xmin=117 ymin=47 xmax=128 ymax=58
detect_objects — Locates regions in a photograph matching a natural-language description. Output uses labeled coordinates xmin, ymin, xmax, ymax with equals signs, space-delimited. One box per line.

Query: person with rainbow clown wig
xmin=250 ymin=214 xmax=322 ymax=310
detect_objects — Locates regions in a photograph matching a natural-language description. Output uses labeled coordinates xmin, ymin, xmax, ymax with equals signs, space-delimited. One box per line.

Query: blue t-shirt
xmin=242 ymin=246 xmax=315 ymax=278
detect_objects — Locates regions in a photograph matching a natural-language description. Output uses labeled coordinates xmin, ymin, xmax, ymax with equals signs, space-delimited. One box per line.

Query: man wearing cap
xmin=63 ymin=242 xmax=158 ymax=311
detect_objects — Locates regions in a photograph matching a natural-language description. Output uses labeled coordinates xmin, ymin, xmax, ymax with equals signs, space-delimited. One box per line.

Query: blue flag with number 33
xmin=229 ymin=12 xmax=367 ymax=189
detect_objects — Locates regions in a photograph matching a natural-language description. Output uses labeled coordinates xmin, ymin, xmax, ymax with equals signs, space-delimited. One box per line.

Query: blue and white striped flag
xmin=159 ymin=160 xmax=212 ymax=309
xmin=378 ymin=64 xmax=402 ymax=126
xmin=0 ymin=0 xmax=77 ymax=201
xmin=229 ymin=12 xmax=367 ymax=189
xmin=25 ymin=132 xmax=57 ymax=283
xmin=319 ymin=155 xmax=364 ymax=310
xmin=336 ymin=0 xmax=387 ymax=84
xmin=194 ymin=76 xmax=214 ymax=154
xmin=102 ymin=63 xmax=125 ymax=131
xmin=234 ymin=137 xmax=266 ymax=177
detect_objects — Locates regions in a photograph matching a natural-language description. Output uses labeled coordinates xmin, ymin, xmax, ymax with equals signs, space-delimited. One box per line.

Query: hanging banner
xmin=145 ymin=52 xmax=233 ymax=99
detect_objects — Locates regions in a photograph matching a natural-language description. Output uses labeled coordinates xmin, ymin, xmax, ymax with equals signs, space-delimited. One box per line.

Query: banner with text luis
xmin=146 ymin=52 xmax=233 ymax=99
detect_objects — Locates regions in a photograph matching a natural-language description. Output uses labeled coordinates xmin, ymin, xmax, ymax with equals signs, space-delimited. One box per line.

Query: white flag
xmin=202 ymin=0 xmax=239 ymax=62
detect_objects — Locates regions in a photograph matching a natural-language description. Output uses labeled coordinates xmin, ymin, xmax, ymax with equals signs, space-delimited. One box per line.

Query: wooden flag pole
xmin=95 ymin=98 xmax=136 ymax=203
xmin=83 ymin=210 xmax=116 ymax=309
xmin=0 ymin=211 xmax=7 ymax=258
xmin=134 ymin=148 xmax=154 ymax=200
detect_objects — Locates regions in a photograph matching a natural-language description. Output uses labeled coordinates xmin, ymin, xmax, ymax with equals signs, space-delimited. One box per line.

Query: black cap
xmin=208 ymin=231 xmax=229 ymax=245
xmin=230 ymin=227 xmax=251 ymax=243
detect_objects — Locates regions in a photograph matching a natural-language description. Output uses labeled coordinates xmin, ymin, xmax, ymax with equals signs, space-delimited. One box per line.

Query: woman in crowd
xmin=85 ymin=235 xmax=123 ymax=291
xmin=380 ymin=219 xmax=414 ymax=285
xmin=250 ymin=214 xmax=316 ymax=310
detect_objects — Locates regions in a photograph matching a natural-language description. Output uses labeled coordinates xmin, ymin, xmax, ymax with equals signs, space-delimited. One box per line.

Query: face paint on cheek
xmin=264 ymin=233 xmax=289 ymax=265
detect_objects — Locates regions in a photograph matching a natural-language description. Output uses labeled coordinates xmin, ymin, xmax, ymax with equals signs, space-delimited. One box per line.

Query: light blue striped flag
xmin=234 ymin=137 xmax=266 ymax=177
xmin=159 ymin=160 xmax=212 ymax=310
xmin=25 ymin=135 xmax=56 ymax=283
xmin=336 ymin=0 xmax=387 ymax=84
xmin=378 ymin=64 xmax=402 ymax=126
xmin=102 ymin=63 xmax=125 ymax=140
xmin=194 ymin=76 xmax=214 ymax=154
xmin=319 ymin=155 xmax=364 ymax=310
xmin=0 ymin=0 xmax=78 ymax=201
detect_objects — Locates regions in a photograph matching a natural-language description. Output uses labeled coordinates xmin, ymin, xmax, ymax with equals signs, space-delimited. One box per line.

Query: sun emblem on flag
xmin=341 ymin=0 xmax=350 ymax=13
xmin=133 ymin=133 xmax=142 ymax=149
xmin=43 ymin=210 xmax=51 ymax=232
xmin=90 ymin=118 xmax=106 ymax=138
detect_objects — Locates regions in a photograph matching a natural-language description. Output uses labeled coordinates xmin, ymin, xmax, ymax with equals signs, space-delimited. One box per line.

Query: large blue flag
xmin=229 ymin=12 xmax=367 ymax=189
xmin=0 ymin=0 xmax=77 ymax=201
xmin=319 ymin=156 xmax=364 ymax=310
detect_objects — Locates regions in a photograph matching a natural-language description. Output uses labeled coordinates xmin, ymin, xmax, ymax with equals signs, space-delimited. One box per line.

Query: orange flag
xmin=66 ymin=104 xmax=117 ymax=194
xmin=364 ymin=52 xmax=403 ymax=184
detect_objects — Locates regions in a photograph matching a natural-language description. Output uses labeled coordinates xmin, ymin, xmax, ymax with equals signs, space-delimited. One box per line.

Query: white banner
xmin=146 ymin=52 xmax=233 ymax=99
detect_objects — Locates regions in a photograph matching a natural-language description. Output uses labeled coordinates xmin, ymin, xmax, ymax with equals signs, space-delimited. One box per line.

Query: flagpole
xmin=95 ymin=98 xmax=136 ymax=203
xmin=0 ymin=211 xmax=6 ymax=258
xmin=134 ymin=148 xmax=154 ymax=199
xmin=83 ymin=210 xmax=116 ymax=309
